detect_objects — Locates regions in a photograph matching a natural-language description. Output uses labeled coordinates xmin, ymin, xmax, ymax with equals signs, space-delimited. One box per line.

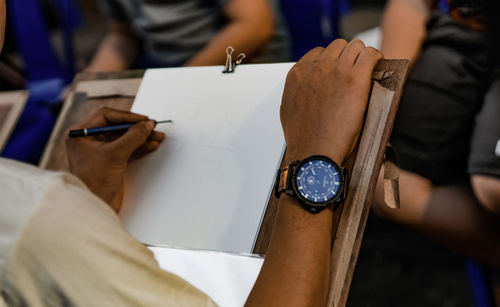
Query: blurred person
xmin=373 ymin=0 xmax=500 ymax=269
xmin=1 ymin=39 xmax=382 ymax=306
xmin=86 ymin=0 xmax=290 ymax=72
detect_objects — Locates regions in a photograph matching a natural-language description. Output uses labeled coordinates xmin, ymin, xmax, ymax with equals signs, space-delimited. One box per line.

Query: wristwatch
xmin=275 ymin=155 xmax=347 ymax=213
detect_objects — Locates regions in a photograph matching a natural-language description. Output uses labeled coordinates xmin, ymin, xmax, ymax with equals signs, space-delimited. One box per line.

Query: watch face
xmin=295 ymin=158 xmax=341 ymax=204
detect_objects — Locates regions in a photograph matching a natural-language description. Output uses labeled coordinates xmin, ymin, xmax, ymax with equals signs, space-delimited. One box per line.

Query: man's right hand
xmin=280 ymin=39 xmax=382 ymax=165
xmin=66 ymin=107 xmax=165 ymax=213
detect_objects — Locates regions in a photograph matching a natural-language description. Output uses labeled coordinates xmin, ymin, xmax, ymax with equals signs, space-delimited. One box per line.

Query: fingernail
xmin=146 ymin=120 xmax=155 ymax=129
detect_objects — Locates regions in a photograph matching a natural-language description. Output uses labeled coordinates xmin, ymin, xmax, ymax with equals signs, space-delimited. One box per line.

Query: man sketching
xmin=0 ymin=0 xmax=384 ymax=304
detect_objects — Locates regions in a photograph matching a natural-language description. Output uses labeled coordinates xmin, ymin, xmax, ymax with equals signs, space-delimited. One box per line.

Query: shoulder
xmin=4 ymin=161 xmax=217 ymax=306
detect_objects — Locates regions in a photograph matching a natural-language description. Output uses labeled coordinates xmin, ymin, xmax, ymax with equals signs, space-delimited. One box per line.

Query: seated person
xmin=86 ymin=0 xmax=290 ymax=71
xmin=0 ymin=36 xmax=383 ymax=306
xmin=373 ymin=0 xmax=500 ymax=269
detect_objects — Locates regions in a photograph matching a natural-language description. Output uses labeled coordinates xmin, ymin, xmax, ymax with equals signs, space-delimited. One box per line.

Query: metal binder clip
xmin=235 ymin=53 xmax=246 ymax=65
xmin=223 ymin=46 xmax=246 ymax=73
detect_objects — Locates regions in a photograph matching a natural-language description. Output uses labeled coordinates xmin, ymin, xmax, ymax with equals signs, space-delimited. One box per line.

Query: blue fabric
xmin=438 ymin=0 xmax=450 ymax=13
xmin=465 ymin=261 xmax=495 ymax=307
xmin=281 ymin=0 xmax=350 ymax=61
xmin=2 ymin=0 xmax=81 ymax=164
xmin=6 ymin=0 xmax=81 ymax=82
xmin=7 ymin=0 xmax=64 ymax=81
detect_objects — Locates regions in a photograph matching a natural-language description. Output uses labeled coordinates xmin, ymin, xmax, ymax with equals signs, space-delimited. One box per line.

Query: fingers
xmin=130 ymin=140 xmax=163 ymax=160
xmin=286 ymin=47 xmax=324 ymax=87
xmin=130 ymin=131 xmax=165 ymax=160
xmin=72 ymin=107 xmax=149 ymax=129
xmin=101 ymin=107 xmax=149 ymax=125
xmin=296 ymin=47 xmax=324 ymax=66
xmin=109 ymin=120 xmax=156 ymax=158
xmin=353 ymin=47 xmax=383 ymax=75
xmin=338 ymin=39 xmax=366 ymax=67
xmin=148 ymin=131 xmax=165 ymax=143
xmin=318 ymin=39 xmax=348 ymax=63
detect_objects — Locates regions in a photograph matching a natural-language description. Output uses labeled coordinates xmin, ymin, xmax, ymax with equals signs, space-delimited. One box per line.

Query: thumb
xmin=109 ymin=120 xmax=155 ymax=159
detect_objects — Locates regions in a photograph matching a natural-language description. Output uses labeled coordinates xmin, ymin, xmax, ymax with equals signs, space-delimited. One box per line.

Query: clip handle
xmin=223 ymin=46 xmax=246 ymax=73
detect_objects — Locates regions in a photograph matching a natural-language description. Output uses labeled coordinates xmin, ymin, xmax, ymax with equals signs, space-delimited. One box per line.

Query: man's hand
xmin=280 ymin=39 xmax=382 ymax=165
xmin=66 ymin=107 xmax=165 ymax=213
xmin=248 ymin=40 xmax=382 ymax=307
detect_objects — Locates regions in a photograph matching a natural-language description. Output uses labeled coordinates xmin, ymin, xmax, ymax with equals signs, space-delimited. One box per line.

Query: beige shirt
xmin=0 ymin=158 xmax=217 ymax=307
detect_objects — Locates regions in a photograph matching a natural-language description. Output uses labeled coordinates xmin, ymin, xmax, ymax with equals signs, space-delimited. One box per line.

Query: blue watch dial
xmin=296 ymin=159 xmax=341 ymax=203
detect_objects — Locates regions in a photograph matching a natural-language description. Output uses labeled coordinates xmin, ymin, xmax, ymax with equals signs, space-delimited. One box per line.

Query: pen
xmin=68 ymin=120 xmax=173 ymax=138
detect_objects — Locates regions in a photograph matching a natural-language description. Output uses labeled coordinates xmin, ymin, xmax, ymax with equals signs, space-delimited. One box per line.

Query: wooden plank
xmin=75 ymin=78 xmax=142 ymax=99
xmin=327 ymin=59 xmax=409 ymax=307
xmin=0 ymin=91 xmax=28 ymax=152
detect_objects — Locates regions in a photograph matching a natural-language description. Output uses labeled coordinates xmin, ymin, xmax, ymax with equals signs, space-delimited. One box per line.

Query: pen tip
xmin=155 ymin=120 xmax=173 ymax=124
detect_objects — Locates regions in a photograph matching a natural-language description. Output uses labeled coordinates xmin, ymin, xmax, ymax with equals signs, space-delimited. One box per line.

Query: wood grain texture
xmin=76 ymin=78 xmax=142 ymax=99
xmin=0 ymin=105 xmax=11 ymax=128
xmin=327 ymin=59 xmax=409 ymax=307
xmin=0 ymin=91 xmax=29 ymax=152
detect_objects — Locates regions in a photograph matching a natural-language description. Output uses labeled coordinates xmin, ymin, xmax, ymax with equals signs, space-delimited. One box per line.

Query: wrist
xmin=284 ymin=147 xmax=346 ymax=166
xmin=277 ymin=194 xmax=334 ymax=220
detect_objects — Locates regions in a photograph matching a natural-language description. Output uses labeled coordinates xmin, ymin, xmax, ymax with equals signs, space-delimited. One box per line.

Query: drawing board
xmin=120 ymin=63 xmax=294 ymax=253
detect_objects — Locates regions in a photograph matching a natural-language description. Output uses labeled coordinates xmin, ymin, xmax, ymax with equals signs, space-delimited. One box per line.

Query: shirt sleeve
xmin=3 ymin=173 xmax=217 ymax=307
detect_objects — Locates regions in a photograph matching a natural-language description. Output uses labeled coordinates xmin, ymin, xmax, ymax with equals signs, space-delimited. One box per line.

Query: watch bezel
xmin=290 ymin=155 xmax=345 ymax=213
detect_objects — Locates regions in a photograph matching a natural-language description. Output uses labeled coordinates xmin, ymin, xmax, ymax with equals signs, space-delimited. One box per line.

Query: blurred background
xmin=0 ymin=1 xmax=497 ymax=306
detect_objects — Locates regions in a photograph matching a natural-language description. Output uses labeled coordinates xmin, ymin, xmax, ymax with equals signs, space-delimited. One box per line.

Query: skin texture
xmin=70 ymin=39 xmax=381 ymax=306
xmin=86 ymin=22 xmax=138 ymax=72
xmin=373 ymin=169 xmax=500 ymax=269
xmin=376 ymin=0 xmax=500 ymax=269
xmin=381 ymin=0 xmax=429 ymax=65
xmin=66 ymin=107 xmax=165 ymax=213
xmin=86 ymin=0 xmax=274 ymax=72
xmin=246 ymin=39 xmax=382 ymax=307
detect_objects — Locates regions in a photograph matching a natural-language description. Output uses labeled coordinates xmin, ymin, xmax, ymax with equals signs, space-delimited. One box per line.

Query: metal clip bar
xmin=223 ymin=46 xmax=246 ymax=73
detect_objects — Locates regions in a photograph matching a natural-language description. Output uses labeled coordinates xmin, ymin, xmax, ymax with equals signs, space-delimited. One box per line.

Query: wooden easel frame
xmin=40 ymin=60 xmax=409 ymax=306
xmin=0 ymin=91 xmax=29 ymax=152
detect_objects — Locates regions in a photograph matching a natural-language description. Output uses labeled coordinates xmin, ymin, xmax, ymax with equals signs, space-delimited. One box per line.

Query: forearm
xmin=86 ymin=31 xmax=138 ymax=72
xmin=185 ymin=0 xmax=274 ymax=67
xmin=246 ymin=149 xmax=346 ymax=306
xmin=246 ymin=39 xmax=380 ymax=306
xmin=246 ymin=196 xmax=333 ymax=306
xmin=381 ymin=0 xmax=429 ymax=63
xmin=185 ymin=21 xmax=273 ymax=67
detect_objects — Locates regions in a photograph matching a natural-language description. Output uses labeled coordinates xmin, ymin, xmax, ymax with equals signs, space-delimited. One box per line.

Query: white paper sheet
xmin=121 ymin=63 xmax=294 ymax=253
xmin=148 ymin=246 xmax=264 ymax=307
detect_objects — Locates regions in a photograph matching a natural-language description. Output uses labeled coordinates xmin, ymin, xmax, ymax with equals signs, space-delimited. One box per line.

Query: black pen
xmin=68 ymin=120 xmax=173 ymax=138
